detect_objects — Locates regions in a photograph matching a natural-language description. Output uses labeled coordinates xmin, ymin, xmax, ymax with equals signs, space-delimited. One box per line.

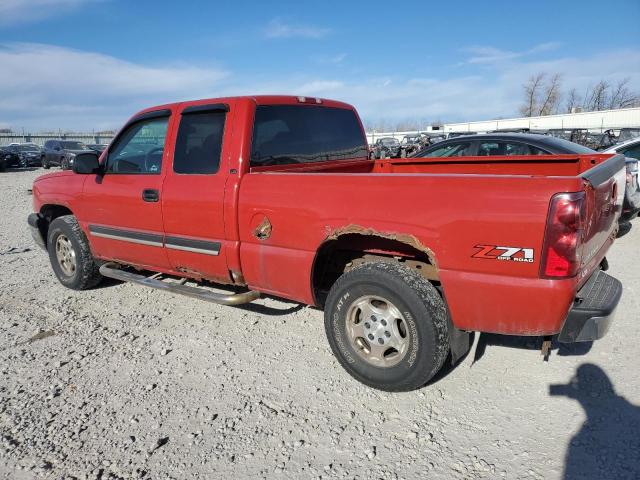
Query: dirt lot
xmin=1 ymin=168 xmax=639 ymax=480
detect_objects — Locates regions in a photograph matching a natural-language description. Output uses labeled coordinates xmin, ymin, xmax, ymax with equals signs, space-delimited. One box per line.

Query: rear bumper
xmin=558 ymin=270 xmax=622 ymax=343
xmin=28 ymin=213 xmax=47 ymax=250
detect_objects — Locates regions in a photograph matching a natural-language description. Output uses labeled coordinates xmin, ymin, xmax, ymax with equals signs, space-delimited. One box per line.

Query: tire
xmin=47 ymin=215 xmax=102 ymax=290
xmin=324 ymin=261 xmax=449 ymax=392
xmin=42 ymin=157 xmax=50 ymax=169
xmin=61 ymin=158 xmax=69 ymax=170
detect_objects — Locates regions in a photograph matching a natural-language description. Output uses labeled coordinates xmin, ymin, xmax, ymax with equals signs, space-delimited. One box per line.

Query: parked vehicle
xmin=29 ymin=96 xmax=625 ymax=391
xmin=399 ymin=134 xmax=422 ymax=157
xmin=370 ymin=137 xmax=401 ymax=159
xmin=86 ymin=144 xmax=109 ymax=154
xmin=604 ymin=138 xmax=640 ymax=221
xmin=447 ymin=131 xmax=476 ymax=138
xmin=1 ymin=143 xmax=42 ymax=168
xmin=0 ymin=146 xmax=9 ymax=171
xmin=42 ymin=140 xmax=94 ymax=169
xmin=584 ymin=132 xmax=616 ymax=151
xmin=616 ymin=128 xmax=640 ymax=145
xmin=411 ymin=133 xmax=639 ymax=228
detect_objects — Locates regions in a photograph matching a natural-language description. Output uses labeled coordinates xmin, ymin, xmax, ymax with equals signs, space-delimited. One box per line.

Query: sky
xmin=0 ymin=0 xmax=639 ymax=131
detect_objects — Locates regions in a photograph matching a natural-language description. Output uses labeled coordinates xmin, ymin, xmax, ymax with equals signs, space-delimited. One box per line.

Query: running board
xmin=99 ymin=263 xmax=260 ymax=306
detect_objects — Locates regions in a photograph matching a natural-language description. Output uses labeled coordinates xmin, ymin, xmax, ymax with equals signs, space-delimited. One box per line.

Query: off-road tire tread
xmin=47 ymin=215 xmax=102 ymax=290
xmin=324 ymin=261 xmax=449 ymax=392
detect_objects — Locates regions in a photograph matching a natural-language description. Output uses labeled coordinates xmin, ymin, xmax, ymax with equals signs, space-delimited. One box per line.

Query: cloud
xmin=0 ymin=43 xmax=228 ymax=130
xmin=0 ymin=0 xmax=94 ymax=25
xmin=264 ymin=18 xmax=330 ymax=39
xmin=244 ymin=49 xmax=640 ymax=125
xmin=315 ymin=53 xmax=347 ymax=65
xmin=1 ymin=42 xmax=638 ymax=131
xmin=462 ymin=42 xmax=562 ymax=65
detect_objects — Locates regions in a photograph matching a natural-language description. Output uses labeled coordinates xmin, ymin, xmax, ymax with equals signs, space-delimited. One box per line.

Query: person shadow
xmin=549 ymin=363 xmax=640 ymax=479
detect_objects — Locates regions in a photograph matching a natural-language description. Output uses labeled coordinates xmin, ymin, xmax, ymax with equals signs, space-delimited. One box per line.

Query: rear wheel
xmin=324 ymin=261 xmax=449 ymax=391
xmin=47 ymin=215 xmax=102 ymax=290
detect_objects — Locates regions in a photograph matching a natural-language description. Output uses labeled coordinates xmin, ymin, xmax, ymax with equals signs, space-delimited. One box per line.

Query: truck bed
xmin=240 ymin=153 xmax=624 ymax=335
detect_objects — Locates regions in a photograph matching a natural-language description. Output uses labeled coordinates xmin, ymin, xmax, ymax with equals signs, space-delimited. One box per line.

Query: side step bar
xmin=99 ymin=263 xmax=260 ymax=306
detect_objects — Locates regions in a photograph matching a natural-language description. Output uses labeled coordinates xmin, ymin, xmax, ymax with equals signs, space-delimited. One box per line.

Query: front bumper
xmin=28 ymin=213 xmax=47 ymax=250
xmin=558 ymin=270 xmax=622 ymax=342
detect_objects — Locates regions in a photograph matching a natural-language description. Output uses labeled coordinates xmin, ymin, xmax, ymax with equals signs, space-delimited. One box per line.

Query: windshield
xmin=619 ymin=129 xmax=640 ymax=143
xmin=17 ymin=145 xmax=39 ymax=152
xmin=381 ymin=138 xmax=399 ymax=146
xmin=60 ymin=141 xmax=86 ymax=150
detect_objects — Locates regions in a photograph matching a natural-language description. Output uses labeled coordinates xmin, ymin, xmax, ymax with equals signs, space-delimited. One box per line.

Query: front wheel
xmin=42 ymin=157 xmax=50 ymax=169
xmin=324 ymin=261 xmax=449 ymax=391
xmin=47 ymin=215 xmax=102 ymax=290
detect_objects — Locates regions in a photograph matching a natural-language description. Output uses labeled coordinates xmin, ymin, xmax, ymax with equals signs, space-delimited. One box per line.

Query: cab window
xmin=173 ymin=111 xmax=225 ymax=174
xmin=106 ymin=116 xmax=169 ymax=174
xmin=250 ymin=105 xmax=368 ymax=166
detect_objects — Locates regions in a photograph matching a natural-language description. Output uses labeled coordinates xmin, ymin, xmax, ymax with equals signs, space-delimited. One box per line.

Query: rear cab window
xmin=250 ymin=105 xmax=368 ymax=167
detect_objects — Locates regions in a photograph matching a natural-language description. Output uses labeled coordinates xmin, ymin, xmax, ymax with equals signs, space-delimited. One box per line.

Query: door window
xmin=478 ymin=141 xmax=533 ymax=156
xmin=173 ymin=111 xmax=225 ymax=174
xmin=106 ymin=116 xmax=169 ymax=174
xmin=424 ymin=142 xmax=472 ymax=157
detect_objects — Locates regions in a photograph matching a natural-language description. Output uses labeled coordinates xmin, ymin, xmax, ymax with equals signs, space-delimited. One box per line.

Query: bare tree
xmin=565 ymin=88 xmax=581 ymax=113
xmin=520 ymin=73 xmax=546 ymax=117
xmin=584 ymin=80 xmax=610 ymax=111
xmin=608 ymin=78 xmax=639 ymax=109
xmin=537 ymin=73 xmax=562 ymax=116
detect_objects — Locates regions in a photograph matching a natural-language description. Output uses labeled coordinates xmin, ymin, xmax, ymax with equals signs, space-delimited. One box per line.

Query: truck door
xmin=160 ymin=102 xmax=234 ymax=283
xmin=80 ymin=110 xmax=173 ymax=270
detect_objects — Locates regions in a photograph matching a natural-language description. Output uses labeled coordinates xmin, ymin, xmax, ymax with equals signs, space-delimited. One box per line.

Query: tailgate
xmin=579 ymin=154 xmax=626 ymax=275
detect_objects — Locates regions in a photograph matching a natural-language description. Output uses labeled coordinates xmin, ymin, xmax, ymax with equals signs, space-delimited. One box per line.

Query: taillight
xmin=540 ymin=192 xmax=585 ymax=278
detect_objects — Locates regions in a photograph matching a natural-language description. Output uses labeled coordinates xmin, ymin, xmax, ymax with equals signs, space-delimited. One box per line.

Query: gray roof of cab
xmin=430 ymin=132 xmax=596 ymax=154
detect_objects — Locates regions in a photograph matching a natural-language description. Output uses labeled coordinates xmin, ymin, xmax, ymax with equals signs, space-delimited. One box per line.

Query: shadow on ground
xmin=550 ymin=363 xmax=640 ymax=479
xmin=471 ymin=332 xmax=593 ymax=366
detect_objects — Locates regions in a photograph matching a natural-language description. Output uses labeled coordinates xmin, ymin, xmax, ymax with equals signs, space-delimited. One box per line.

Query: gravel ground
xmin=1 ymin=168 xmax=639 ymax=480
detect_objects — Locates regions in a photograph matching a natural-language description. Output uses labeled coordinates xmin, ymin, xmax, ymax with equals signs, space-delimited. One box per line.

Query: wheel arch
xmin=311 ymin=227 xmax=440 ymax=308
xmin=37 ymin=204 xmax=75 ymax=246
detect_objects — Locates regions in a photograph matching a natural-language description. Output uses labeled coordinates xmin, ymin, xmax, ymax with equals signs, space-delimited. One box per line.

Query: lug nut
xmin=381 ymin=319 xmax=387 ymax=326
xmin=368 ymin=334 xmax=374 ymax=340
xmin=371 ymin=316 xmax=377 ymax=322
xmin=364 ymin=322 xmax=370 ymax=329
xmin=378 ymin=338 xmax=384 ymax=344
xmin=385 ymin=331 xmax=391 ymax=337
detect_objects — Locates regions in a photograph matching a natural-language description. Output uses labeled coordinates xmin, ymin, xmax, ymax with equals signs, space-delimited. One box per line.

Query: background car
xmin=412 ymin=132 xmax=597 ymax=157
xmin=42 ymin=139 xmax=93 ymax=169
xmin=86 ymin=143 xmax=109 ymax=154
xmin=604 ymin=137 xmax=640 ymax=221
xmin=411 ymin=133 xmax=640 ymax=228
xmin=1 ymin=144 xmax=42 ymax=168
xmin=370 ymin=137 xmax=401 ymax=159
xmin=399 ymin=134 xmax=422 ymax=157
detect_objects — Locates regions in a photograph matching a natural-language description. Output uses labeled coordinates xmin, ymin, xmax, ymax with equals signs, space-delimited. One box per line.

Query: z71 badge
xmin=472 ymin=245 xmax=534 ymax=263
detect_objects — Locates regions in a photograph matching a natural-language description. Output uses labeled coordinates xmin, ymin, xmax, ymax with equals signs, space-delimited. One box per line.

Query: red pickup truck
xmin=28 ymin=95 xmax=625 ymax=391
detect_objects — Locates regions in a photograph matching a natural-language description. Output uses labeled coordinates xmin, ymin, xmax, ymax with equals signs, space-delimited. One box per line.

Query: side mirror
xmin=72 ymin=152 xmax=101 ymax=174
